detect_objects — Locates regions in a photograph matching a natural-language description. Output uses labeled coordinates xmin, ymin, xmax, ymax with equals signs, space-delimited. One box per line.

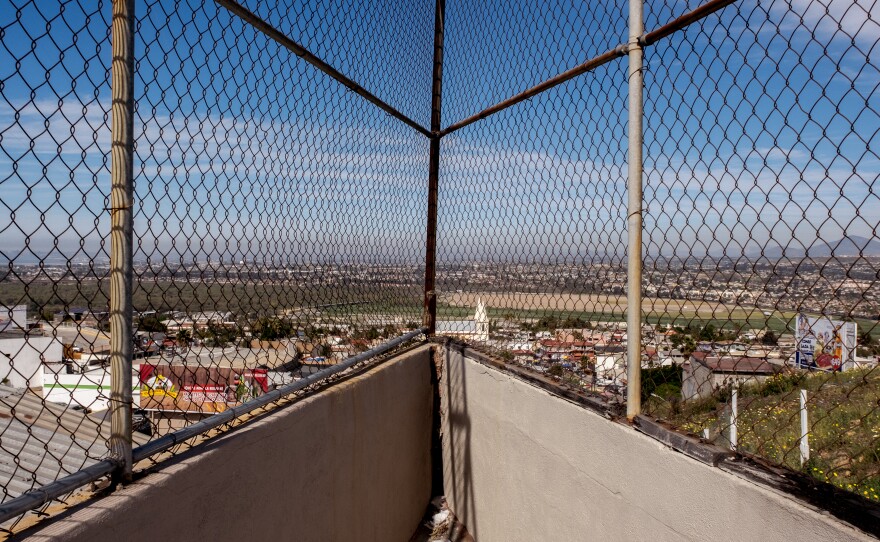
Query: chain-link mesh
xmin=132 ymin=0 xmax=428 ymax=438
xmin=436 ymin=0 xmax=880 ymax=505
xmin=441 ymin=0 xmax=626 ymax=124
xmin=437 ymin=56 xmax=630 ymax=390
xmin=1 ymin=0 xmax=429 ymax=519
xmin=641 ymin=0 xmax=880 ymax=502
xmin=1 ymin=0 xmax=116 ymax=512
xmin=1 ymin=0 xmax=879 ymax=527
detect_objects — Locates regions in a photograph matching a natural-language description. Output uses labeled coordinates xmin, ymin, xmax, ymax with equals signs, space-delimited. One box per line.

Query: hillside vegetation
xmin=647 ymin=368 xmax=880 ymax=502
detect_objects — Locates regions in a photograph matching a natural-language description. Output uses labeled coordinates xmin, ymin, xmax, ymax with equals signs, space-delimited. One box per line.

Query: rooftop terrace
xmin=1 ymin=0 xmax=880 ymax=538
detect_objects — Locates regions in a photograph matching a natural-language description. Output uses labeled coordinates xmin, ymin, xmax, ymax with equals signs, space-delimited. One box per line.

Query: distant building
xmin=0 ymin=305 xmax=27 ymax=331
xmin=436 ymin=299 xmax=489 ymax=342
xmin=595 ymin=352 xmax=626 ymax=383
xmin=682 ymin=352 xmax=782 ymax=401
xmin=655 ymin=349 xmax=686 ymax=366
xmin=0 ymin=307 xmax=63 ymax=391
xmin=0 ymin=331 xmax=63 ymax=390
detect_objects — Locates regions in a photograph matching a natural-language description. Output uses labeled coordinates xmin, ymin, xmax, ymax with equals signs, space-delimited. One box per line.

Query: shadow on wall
xmin=443 ymin=344 xmax=477 ymax=538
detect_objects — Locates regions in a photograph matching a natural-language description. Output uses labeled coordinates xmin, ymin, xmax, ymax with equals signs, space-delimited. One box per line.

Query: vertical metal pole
xmin=626 ymin=0 xmax=644 ymax=420
xmin=799 ymin=389 xmax=809 ymax=466
xmin=423 ymin=0 xmax=445 ymax=335
xmin=110 ymin=0 xmax=135 ymax=480
xmin=730 ymin=387 xmax=738 ymax=450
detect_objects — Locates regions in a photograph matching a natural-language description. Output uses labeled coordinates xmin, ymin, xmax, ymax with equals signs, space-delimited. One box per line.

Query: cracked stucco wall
xmin=439 ymin=346 xmax=873 ymax=542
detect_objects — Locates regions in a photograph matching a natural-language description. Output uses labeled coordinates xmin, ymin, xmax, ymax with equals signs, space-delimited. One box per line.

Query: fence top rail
xmin=215 ymin=0 xmax=433 ymax=138
xmin=438 ymin=0 xmax=739 ymax=138
xmin=0 ymin=329 xmax=426 ymax=526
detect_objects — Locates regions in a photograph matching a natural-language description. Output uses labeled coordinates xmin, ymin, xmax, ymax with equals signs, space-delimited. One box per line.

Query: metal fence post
xmin=423 ymin=0 xmax=445 ymax=335
xmin=626 ymin=0 xmax=644 ymax=420
xmin=109 ymin=0 xmax=135 ymax=480
xmin=799 ymin=389 xmax=809 ymax=466
xmin=730 ymin=387 xmax=738 ymax=450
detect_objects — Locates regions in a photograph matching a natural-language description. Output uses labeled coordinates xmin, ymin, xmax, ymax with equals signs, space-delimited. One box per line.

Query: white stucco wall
xmin=0 ymin=336 xmax=62 ymax=389
xmin=29 ymin=345 xmax=434 ymax=542
xmin=440 ymin=345 xmax=873 ymax=542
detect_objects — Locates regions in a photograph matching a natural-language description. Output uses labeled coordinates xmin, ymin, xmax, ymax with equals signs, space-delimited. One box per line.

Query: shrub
xmin=642 ymin=366 xmax=682 ymax=402
xmin=654 ymin=382 xmax=681 ymax=400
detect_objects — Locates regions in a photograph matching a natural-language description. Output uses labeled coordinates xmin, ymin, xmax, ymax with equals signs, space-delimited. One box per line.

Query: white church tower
xmin=474 ymin=298 xmax=489 ymax=342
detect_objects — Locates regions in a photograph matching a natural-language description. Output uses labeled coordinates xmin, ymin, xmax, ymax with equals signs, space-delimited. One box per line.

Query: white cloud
xmin=774 ymin=0 xmax=880 ymax=45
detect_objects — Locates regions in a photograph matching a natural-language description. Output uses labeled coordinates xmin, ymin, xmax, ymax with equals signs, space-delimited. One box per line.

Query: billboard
xmin=795 ymin=314 xmax=857 ymax=371
xmin=139 ymin=364 xmax=270 ymax=413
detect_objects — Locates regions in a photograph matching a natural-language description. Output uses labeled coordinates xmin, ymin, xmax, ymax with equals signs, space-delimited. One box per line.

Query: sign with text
xmin=794 ymin=314 xmax=857 ymax=371
xmin=140 ymin=364 xmax=269 ymax=413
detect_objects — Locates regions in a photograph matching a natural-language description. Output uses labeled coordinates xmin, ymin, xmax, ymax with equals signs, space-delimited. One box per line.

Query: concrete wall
xmin=440 ymin=345 xmax=873 ymax=542
xmin=30 ymin=345 xmax=434 ymax=542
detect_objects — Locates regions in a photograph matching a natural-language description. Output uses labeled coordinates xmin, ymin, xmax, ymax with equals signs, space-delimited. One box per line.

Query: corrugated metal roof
xmin=0 ymin=385 xmax=147 ymax=504
xmin=690 ymin=352 xmax=780 ymax=374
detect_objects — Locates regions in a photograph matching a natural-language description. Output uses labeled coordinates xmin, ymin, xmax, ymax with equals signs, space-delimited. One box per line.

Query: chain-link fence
xmin=435 ymin=0 xmax=880 ymax=506
xmin=1 ymin=0 xmax=878 ymax=529
xmin=639 ymin=0 xmax=880 ymax=503
xmin=1 ymin=0 xmax=430 ymax=526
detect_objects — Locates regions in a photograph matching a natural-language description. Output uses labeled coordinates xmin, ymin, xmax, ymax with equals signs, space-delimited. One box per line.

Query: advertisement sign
xmin=795 ymin=313 xmax=857 ymax=371
xmin=140 ymin=364 xmax=269 ymax=413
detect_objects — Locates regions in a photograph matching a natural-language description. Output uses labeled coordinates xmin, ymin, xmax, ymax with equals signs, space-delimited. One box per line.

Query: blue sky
xmin=437 ymin=0 xmax=880 ymax=262
xmin=1 ymin=0 xmax=878 ymax=264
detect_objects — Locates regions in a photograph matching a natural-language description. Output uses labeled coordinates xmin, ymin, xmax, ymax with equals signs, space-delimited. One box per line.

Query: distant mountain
xmin=749 ymin=235 xmax=880 ymax=259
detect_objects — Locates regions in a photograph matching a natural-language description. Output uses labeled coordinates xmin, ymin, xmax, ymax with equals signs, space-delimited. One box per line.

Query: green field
xmin=0 ymin=280 xmax=423 ymax=318
xmin=2 ymin=280 xmax=877 ymax=342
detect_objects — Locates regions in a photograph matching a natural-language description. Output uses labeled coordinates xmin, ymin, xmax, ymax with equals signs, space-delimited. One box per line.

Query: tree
xmin=578 ymin=358 xmax=594 ymax=374
xmin=251 ymin=317 xmax=293 ymax=341
xmin=761 ymin=330 xmax=779 ymax=346
xmin=641 ymin=366 xmax=682 ymax=402
xmin=547 ymin=363 xmax=564 ymax=378
xmin=313 ymin=343 xmax=332 ymax=357
xmin=176 ymin=329 xmax=191 ymax=346
xmin=205 ymin=322 xmax=240 ymax=347
xmin=138 ymin=315 xmax=167 ymax=333
xmin=670 ymin=333 xmax=696 ymax=356
xmin=698 ymin=324 xmax=717 ymax=342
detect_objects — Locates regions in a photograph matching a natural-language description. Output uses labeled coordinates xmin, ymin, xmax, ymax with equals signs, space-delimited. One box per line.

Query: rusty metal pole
xmin=423 ymin=0 xmax=445 ymax=335
xmin=626 ymin=0 xmax=644 ymax=420
xmin=109 ymin=0 xmax=135 ymax=479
